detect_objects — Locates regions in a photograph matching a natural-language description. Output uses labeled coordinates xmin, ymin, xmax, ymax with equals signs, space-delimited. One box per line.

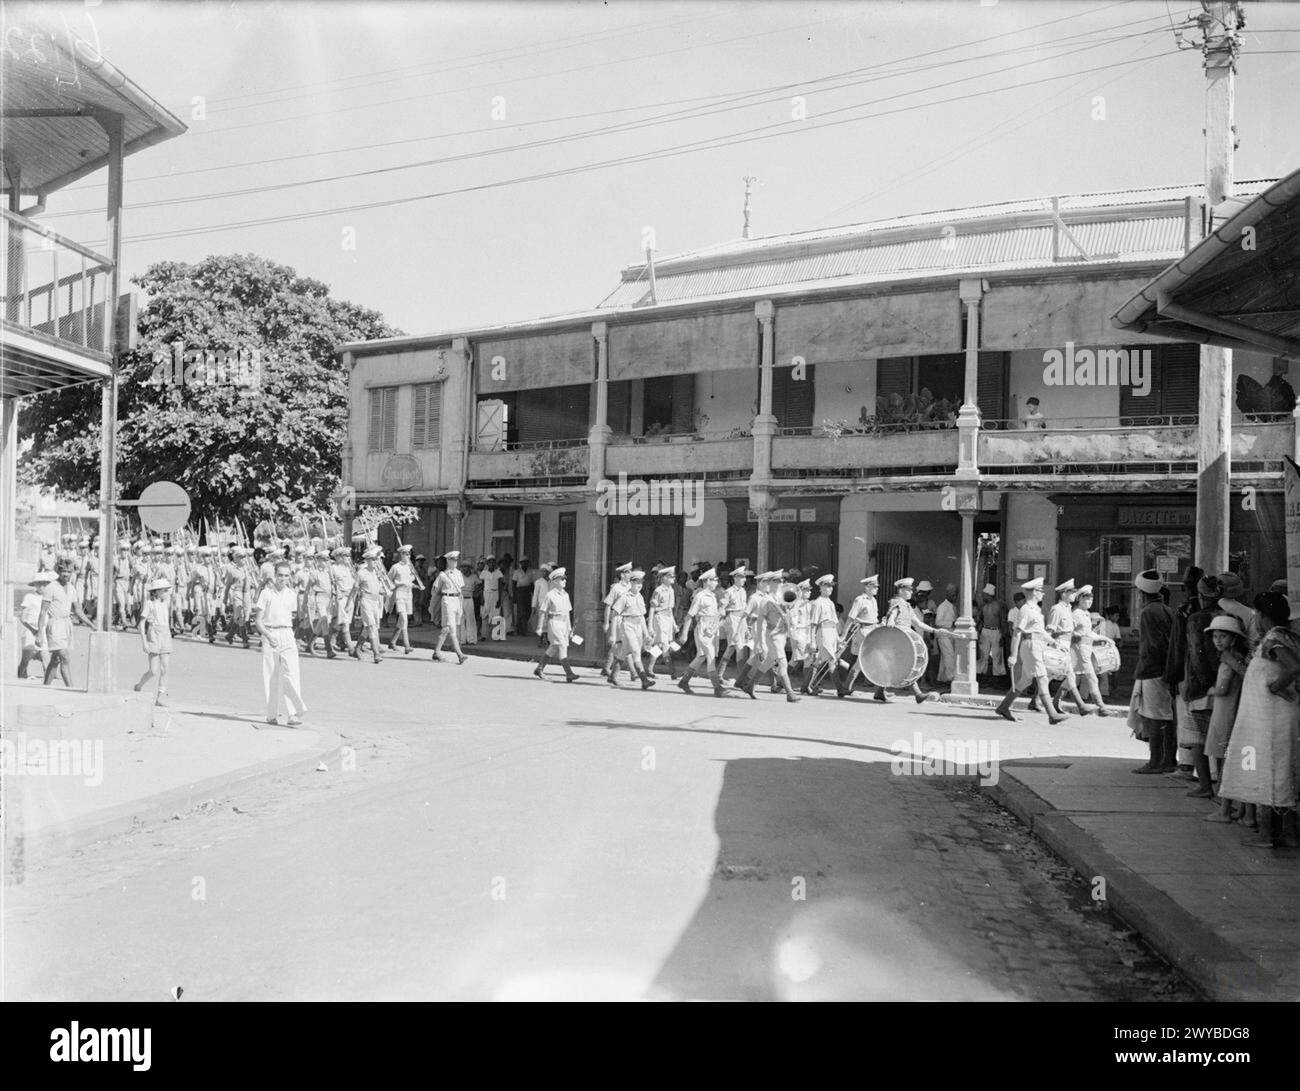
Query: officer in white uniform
xmin=534 ymin=567 xmax=579 ymax=682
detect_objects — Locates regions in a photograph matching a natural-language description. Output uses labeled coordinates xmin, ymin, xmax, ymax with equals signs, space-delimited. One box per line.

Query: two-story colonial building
xmin=341 ymin=181 xmax=1294 ymax=659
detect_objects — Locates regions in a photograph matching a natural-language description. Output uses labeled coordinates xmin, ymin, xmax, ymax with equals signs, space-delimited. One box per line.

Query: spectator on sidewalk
xmin=512 ymin=558 xmax=534 ymax=634
xmin=1204 ymin=615 xmax=1249 ymax=826
xmin=531 ymin=563 xmax=552 ymax=646
xmin=1130 ymin=570 xmax=1175 ymax=775
xmin=1097 ymin=605 xmax=1122 ymax=696
xmin=1179 ymin=575 xmax=1223 ymax=799
xmin=39 ymin=560 xmax=92 ymax=687
xmin=253 ymin=561 xmax=307 ymax=726
xmin=1219 ymin=592 xmax=1300 ymax=849
xmin=17 ymin=572 xmax=53 ymax=680
xmin=133 ymin=577 xmax=174 ymax=706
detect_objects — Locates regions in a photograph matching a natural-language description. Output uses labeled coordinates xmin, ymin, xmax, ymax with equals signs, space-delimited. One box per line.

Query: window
xmin=1120 ymin=343 xmax=1199 ymax=420
xmin=412 ymin=382 xmax=442 ymax=448
xmin=769 ymin=362 xmax=815 ymax=429
xmin=368 ymin=387 xmax=397 ymax=452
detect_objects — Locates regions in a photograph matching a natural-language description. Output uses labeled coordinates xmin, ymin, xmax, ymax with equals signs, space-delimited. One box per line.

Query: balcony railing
xmin=607 ymin=428 xmax=752 ymax=476
xmin=1 ymin=208 xmax=114 ymax=357
xmin=468 ymin=442 xmax=590 ymax=483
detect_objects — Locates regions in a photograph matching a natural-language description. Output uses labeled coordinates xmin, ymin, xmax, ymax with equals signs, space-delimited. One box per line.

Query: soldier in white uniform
xmin=644 ymin=566 xmax=677 ymax=680
xmin=387 ymin=543 xmax=423 ymax=655
xmin=836 ymin=575 xmax=881 ymax=698
xmin=432 ymin=549 xmax=468 ymax=664
xmin=736 ymin=571 xmax=800 ymax=702
xmin=1071 ymin=585 xmax=1109 ymax=714
xmin=787 ymin=580 xmax=814 ymax=684
xmin=677 ymin=568 xmax=726 ymax=697
xmin=610 ymin=569 xmax=656 ymax=689
xmin=533 ymin=567 xmax=579 ymax=682
xmin=1045 ymin=578 xmax=1094 ymax=716
xmin=716 ymin=566 xmax=752 ymax=682
xmin=188 ymin=545 xmax=214 ymax=642
xmin=803 ymin=574 xmax=841 ymax=696
xmin=349 ymin=545 xmax=386 ymax=663
xmin=996 ymin=576 xmax=1068 ymax=724
xmin=879 ymin=577 xmax=939 ymax=704
xmin=329 ymin=546 xmax=357 ymax=656
xmin=601 ymin=562 xmax=634 ymax=681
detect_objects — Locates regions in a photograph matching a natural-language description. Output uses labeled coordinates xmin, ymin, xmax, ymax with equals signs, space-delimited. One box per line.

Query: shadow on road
xmin=564 ymin=718 xmax=906 ymax=760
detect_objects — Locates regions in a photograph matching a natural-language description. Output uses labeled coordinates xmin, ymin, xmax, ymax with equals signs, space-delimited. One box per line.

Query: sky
xmin=22 ymin=0 xmax=1300 ymax=338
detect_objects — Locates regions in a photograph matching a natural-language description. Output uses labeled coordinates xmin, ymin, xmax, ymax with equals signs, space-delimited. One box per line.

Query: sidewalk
xmin=2 ymin=678 xmax=341 ymax=865
xmin=986 ymin=757 xmax=1299 ymax=1001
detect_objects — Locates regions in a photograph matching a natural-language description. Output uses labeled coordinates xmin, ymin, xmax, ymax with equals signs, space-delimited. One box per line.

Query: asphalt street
xmin=4 ymin=635 xmax=1199 ymax=1001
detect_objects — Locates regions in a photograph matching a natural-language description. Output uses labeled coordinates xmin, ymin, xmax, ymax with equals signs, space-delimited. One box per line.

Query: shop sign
xmin=1109 ymin=555 xmax=1132 ymax=574
xmin=1015 ymin=538 xmax=1049 ymax=557
xmin=1155 ymin=555 xmax=1179 ymax=573
xmin=747 ymin=508 xmax=798 ymax=523
xmin=798 ymin=508 xmax=817 ymax=523
xmin=1117 ymin=508 xmax=1193 ymax=528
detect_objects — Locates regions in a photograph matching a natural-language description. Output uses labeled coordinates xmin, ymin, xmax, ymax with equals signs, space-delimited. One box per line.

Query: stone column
xmin=580 ymin=498 xmax=608 ymax=657
xmin=447 ymin=496 xmax=467 ymax=553
xmin=956 ymin=278 xmax=983 ymax=480
xmin=587 ymin=321 xmax=611 ymax=489
xmin=949 ymin=485 xmax=980 ymax=698
xmin=752 ymin=300 xmax=777 ymax=572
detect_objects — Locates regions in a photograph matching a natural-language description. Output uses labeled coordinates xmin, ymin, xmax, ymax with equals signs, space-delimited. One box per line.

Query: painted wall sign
xmin=381 ymin=453 xmax=422 ymax=491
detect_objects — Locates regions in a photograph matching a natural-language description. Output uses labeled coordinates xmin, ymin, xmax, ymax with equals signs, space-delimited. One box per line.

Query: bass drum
xmin=1042 ymin=644 xmax=1071 ymax=681
xmin=1091 ymin=636 xmax=1120 ymax=675
xmin=858 ymin=625 xmax=928 ymax=688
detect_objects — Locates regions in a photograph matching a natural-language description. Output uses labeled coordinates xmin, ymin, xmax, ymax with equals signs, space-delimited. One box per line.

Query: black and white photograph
xmin=1 ymin=0 xmax=1298 ymax=1032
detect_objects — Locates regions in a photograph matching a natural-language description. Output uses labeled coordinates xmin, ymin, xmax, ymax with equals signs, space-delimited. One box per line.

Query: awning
xmin=0 ymin=9 xmax=186 ymax=197
xmin=1111 ymin=168 xmax=1300 ymax=359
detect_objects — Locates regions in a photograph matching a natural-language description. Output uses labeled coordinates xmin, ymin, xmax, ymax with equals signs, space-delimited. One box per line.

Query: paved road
xmin=4 ymin=637 xmax=1198 ymax=1000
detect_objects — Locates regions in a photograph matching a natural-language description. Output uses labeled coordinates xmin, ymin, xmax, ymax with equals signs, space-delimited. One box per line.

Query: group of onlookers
xmin=1130 ymin=566 xmax=1299 ymax=850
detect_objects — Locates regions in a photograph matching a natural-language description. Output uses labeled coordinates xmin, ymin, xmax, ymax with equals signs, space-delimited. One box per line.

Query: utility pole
xmin=742 ymin=176 xmax=757 ymax=239
xmin=1195 ymin=0 xmax=1243 ymax=576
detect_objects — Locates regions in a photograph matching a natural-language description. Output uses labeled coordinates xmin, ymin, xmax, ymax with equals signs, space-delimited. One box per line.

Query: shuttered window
xmin=1120 ymin=343 xmax=1200 ymax=420
xmin=412 ymin=382 xmax=442 ymax=448
xmin=368 ymin=387 xmax=397 ymax=452
xmin=606 ymin=379 xmax=632 ymax=434
xmin=876 ymin=358 xmax=912 ymax=399
xmin=976 ymin=352 xmax=1008 ymax=422
xmin=771 ymin=362 xmax=815 ymax=429
xmin=516 ymin=383 xmax=591 ymax=444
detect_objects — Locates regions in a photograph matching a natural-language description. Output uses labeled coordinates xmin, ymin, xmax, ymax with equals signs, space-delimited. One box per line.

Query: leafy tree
xmin=18 ymin=253 xmax=399 ymax=527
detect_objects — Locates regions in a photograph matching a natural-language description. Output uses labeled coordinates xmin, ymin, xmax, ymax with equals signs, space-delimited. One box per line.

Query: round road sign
xmin=137 ymin=480 xmax=192 ymax=534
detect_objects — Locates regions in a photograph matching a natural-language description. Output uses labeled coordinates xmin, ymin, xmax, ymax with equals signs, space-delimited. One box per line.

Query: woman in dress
xmin=1218 ymin=593 xmax=1300 ymax=848
xmin=1204 ymin=614 xmax=1249 ymax=825
xmin=133 ymin=577 xmax=174 ymax=705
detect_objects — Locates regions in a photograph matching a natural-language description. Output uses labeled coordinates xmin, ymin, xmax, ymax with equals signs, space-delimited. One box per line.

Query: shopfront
xmin=1056 ymin=492 xmax=1285 ymax=625
xmin=725 ymin=497 xmax=840 ymax=579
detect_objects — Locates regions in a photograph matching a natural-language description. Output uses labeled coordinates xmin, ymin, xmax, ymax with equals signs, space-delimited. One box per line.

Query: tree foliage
xmin=18 ymin=253 xmax=398 ymax=526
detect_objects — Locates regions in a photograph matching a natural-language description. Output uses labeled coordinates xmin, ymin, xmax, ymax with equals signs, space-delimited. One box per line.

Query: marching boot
xmin=563 ymin=663 xmax=579 ymax=683
xmin=836 ymin=670 xmax=853 ymax=699
xmin=873 ymin=686 xmax=893 ymax=703
xmin=640 ymin=667 xmax=657 ymax=690
xmin=534 ymin=650 xmax=548 ymax=679
xmin=325 ymin=638 xmax=337 ymax=660
xmin=995 ymin=690 xmax=1018 ymax=722
xmin=676 ymin=667 xmax=695 ymax=693
xmin=709 ymin=669 xmax=726 ymax=698
xmin=736 ymin=665 xmax=757 ymax=700
xmin=608 ymin=665 xmax=622 ymax=687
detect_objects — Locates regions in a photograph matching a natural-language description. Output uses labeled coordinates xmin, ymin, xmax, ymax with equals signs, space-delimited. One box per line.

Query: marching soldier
xmin=736 ymin=571 xmax=800 ymax=702
xmin=1045 ymin=577 xmax=1094 ymax=716
xmin=644 ymin=566 xmax=677 ymax=680
xmin=431 ymin=549 xmax=468 ymax=664
xmin=879 ymin=577 xmax=941 ymax=704
xmin=803 ymin=574 xmax=841 ymax=696
xmin=601 ymin=562 xmax=634 ymax=680
xmin=837 ymin=575 xmax=881 ymax=698
xmin=788 ymin=580 xmax=814 ymax=686
xmin=112 ymin=540 xmax=132 ymax=629
xmin=224 ymin=546 xmax=253 ymax=648
xmin=167 ymin=544 xmax=187 ymax=634
xmin=1071 ymin=585 xmax=1109 ymax=715
xmin=131 ymin=541 xmax=149 ymax=626
xmin=308 ymin=544 xmax=337 ymax=659
xmin=996 ymin=576 xmax=1068 ymax=724
xmin=610 ymin=569 xmax=656 ymax=689
xmin=716 ymin=566 xmax=752 ymax=682
xmin=329 ymin=546 xmax=358 ymax=656
xmin=534 ymin=567 xmax=579 ymax=682
xmin=350 ymin=544 xmax=386 ymax=663
xmin=189 ymin=545 xmax=215 ymax=641
xmin=677 ymin=568 xmax=726 ymax=697
xmin=387 ymin=543 xmax=423 ymax=655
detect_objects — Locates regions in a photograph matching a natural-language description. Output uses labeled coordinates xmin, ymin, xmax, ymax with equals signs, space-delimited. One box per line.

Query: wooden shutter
xmin=670 ymin=372 xmax=694 ymax=433
xmin=773 ymin=363 xmax=815 ymax=429
xmin=1158 ymin=343 xmax=1199 ymax=418
xmin=976 ymin=351 xmax=1007 ymax=423
xmin=368 ymin=389 xmax=383 ymax=452
xmin=412 ymin=384 xmax=428 ymax=448
xmin=607 ymin=379 xmax=631 ymax=434
xmin=369 ymin=388 xmax=396 ymax=451
xmin=382 ymin=388 xmax=397 ymax=450
xmin=425 ymin=382 xmax=442 ymax=447
xmin=876 ymin=358 xmax=912 ymax=399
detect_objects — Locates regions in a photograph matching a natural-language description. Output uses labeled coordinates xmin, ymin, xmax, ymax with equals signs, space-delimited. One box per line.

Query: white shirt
xmin=255 ymin=585 xmax=299 ymax=627
xmin=935 ymin=600 xmax=957 ymax=629
xmin=532 ymin=575 xmax=549 ymax=607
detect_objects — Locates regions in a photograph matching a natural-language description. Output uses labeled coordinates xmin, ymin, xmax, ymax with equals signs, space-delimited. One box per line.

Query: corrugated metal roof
xmin=599 ymin=213 xmax=1190 ymax=308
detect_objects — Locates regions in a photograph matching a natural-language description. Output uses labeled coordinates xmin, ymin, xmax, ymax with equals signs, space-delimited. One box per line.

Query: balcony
xmin=977 ymin=415 xmax=1293 ymax=478
xmin=1 ymin=209 xmax=114 ymax=396
xmin=467 ymin=437 xmax=589 ymax=490
xmin=606 ymin=429 xmax=752 ymax=479
xmin=771 ymin=421 xmax=960 ymax=480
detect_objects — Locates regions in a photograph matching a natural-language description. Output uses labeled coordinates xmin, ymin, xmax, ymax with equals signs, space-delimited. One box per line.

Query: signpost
xmin=118 ymin=480 xmax=192 ymax=534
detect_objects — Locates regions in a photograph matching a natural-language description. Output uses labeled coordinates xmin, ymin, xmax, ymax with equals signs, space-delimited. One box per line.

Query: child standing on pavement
xmin=1204 ymin=615 xmax=1249 ymax=825
xmin=133 ymin=577 xmax=173 ymax=705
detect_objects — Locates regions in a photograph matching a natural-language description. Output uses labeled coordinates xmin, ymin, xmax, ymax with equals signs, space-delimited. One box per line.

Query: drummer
xmin=996 ymin=577 xmax=1068 ymax=724
xmin=1046 ymin=578 xmax=1095 ymax=716
xmin=878 ymin=577 xmax=940 ymax=704
xmin=1071 ymin=585 xmax=1110 ymax=715
xmin=803 ymin=574 xmax=841 ymax=696
xmin=836 ymin=575 xmax=880 ymax=698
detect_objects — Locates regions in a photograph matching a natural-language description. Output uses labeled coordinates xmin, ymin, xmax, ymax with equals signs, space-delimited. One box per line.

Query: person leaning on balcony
xmin=1020 ymin=396 xmax=1046 ymax=429
xmin=1129 ymin=570 xmax=1177 ymax=774
xmin=995 ymin=577 xmax=1067 ymax=725
xmin=976 ymin=583 xmax=1006 ymax=679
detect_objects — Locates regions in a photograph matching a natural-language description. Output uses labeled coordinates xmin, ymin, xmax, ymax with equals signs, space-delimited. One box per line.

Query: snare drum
xmin=858 ymin=625 xmax=928 ymax=688
xmin=1091 ymin=636 xmax=1120 ymax=675
xmin=1041 ymin=644 xmax=1071 ymax=681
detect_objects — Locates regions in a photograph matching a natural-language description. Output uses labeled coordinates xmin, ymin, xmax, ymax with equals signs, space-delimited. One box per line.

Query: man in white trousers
xmin=254 ymin=561 xmax=307 ymax=726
